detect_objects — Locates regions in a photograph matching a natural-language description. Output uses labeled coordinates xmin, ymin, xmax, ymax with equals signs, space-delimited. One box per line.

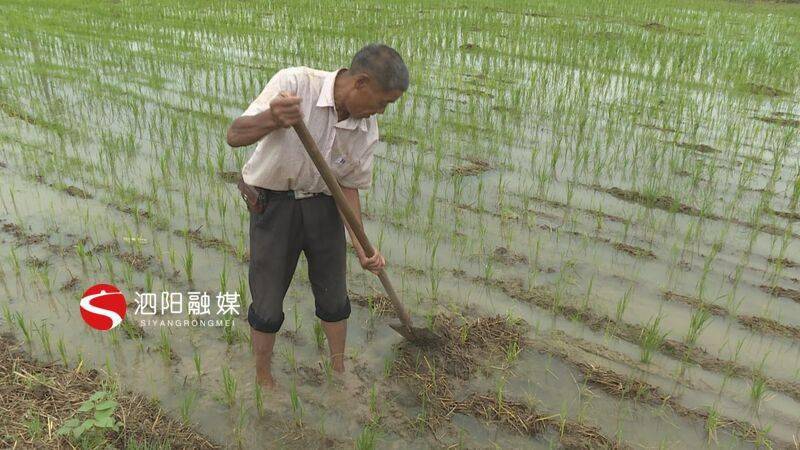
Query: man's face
xmin=345 ymin=75 xmax=404 ymax=119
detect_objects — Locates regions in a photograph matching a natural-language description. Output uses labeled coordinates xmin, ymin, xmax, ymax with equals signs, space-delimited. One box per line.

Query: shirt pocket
xmin=332 ymin=158 xmax=359 ymax=182
xmin=329 ymin=148 xmax=358 ymax=180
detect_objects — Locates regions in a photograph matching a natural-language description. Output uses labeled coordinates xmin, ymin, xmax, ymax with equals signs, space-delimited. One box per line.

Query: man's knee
xmin=248 ymin=303 xmax=284 ymax=333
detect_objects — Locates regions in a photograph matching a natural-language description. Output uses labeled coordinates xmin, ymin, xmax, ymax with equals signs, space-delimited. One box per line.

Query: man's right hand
xmin=269 ymin=92 xmax=302 ymax=128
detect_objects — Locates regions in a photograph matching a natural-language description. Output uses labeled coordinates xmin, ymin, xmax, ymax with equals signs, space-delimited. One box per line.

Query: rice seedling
xmin=355 ymin=424 xmax=377 ymax=450
xmin=182 ymin=241 xmax=193 ymax=283
xmin=2 ymin=305 xmax=12 ymax=327
xmin=158 ymin=329 xmax=172 ymax=362
xmin=504 ymin=340 xmax=521 ymax=367
xmin=382 ymin=353 xmax=394 ymax=378
xmin=193 ymin=350 xmax=202 ymax=378
xmin=615 ymin=286 xmax=634 ymax=323
xmin=108 ymin=328 xmax=119 ymax=347
xmin=10 ymin=247 xmax=20 ymax=275
xmin=639 ymin=315 xmax=668 ymax=364
xmin=180 ymin=390 xmax=196 ymax=423
xmin=368 ymin=384 xmax=380 ymax=424
xmin=750 ymin=373 xmax=768 ymax=409
xmin=313 ymin=321 xmax=325 ymax=350
xmin=218 ymin=259 xmax=228 ymax=294
xmin=282 ymin=346 xmax=297 ymax=372
xmin=33 ymin=320 xmax=51 ymax=356
xmin=292 ymin=306 xmax=302 ymax=332
xmin=220 ymin=312 xmax=240 ymax=345
xmin=237 ymin=274 xmax=248 ymax=314
xmin=14 ymin=312 xmax=31 ymax=344
xmin=684 ymin=308 xmax=713 ymax=347
xmin=233 ymin=403 xmax=247 ymax=448
xmin=289 ymin=380 xmax=302 ymax=427
xmin=220 ymin=366 xmax=237 ymax=407
xmin=23 ymin=412 xmax=43 ymax=441
xmin=320 ymin=357 xmax=333 ymax=384
xmin=254 ymin=383 xmax=264 ymax=417
xmin=43 ymin=332 xmax=65 ymax=368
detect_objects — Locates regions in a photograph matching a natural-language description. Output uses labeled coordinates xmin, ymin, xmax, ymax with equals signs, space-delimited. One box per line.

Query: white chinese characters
xmin=132 ymin=291 xmax=240 ymax=317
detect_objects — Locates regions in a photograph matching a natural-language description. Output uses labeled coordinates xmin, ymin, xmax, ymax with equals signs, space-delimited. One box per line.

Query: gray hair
xmin=349 ymin=44 xmax=409 ymax=92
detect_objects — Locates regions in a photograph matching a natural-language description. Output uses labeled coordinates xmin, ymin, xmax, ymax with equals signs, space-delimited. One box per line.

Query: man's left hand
xmin=358 ymin=249 xmax=386 ymax=275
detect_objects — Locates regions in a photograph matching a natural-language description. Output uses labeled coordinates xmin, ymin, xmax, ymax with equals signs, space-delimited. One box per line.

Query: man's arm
xmin=226 ymin=109 xmax=281 ymax=147
xmin=338 ymin=186 xmax=385 ymax=274
xmin=340 ymin=186 xmax=366 ymax=256
xmin=226 ymin=94 xmax=303 ymax=147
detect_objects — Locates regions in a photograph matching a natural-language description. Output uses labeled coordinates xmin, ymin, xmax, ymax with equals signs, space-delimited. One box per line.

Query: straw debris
xmin=0 ymin=334 xmax=218 ymax=448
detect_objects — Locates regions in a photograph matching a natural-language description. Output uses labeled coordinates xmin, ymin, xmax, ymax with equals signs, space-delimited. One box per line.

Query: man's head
xmin=338 ymin=44 xmax=408 ymax=119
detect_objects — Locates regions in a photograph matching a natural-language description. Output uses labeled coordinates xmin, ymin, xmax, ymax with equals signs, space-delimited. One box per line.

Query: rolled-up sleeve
xmin=240 ymin=68 xmax=297 ymax=117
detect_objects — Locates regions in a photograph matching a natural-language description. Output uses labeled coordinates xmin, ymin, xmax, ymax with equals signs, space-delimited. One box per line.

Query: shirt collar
xmin=317 ymin=67 xmax=368 ymax=132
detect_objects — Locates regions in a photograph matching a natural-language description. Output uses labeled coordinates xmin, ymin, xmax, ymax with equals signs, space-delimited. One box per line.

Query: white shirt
xmin=239 ymin=66 xmax=378 ymax=193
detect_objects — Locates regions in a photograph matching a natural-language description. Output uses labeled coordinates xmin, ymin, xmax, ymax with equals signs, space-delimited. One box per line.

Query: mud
xmin=1 ymin=221 xmax=47 ymax=245
xmin=635 ymin=123 xmax=677 ymax=133
xmin=391 ymin=314 xmax=623 ymax=448
xmin=662 ymin=291 xmax=728 ymax=316
xmin=450 ymin=157 xmax=492 ymax=177
xmin=588 ymin=185 xmax=708 ymax=217
xmin=737 ymin=315 xmax=800 ymax=341
xmin=755 ymin=115 xmax=800 ymax=128
xmin=641 ymin=22 xmax=700 ymax=36
xmin=510 ymin=192 xmax=627 ymax=223
xmin=379 ymin=133 xmax=418 ymax=145
xmin=108 ymin=202 xmax=164 ymax=229
xmin=174 ymin=228 xmax=243 ymax=261
xmin=612 ymin=242 xmax=656 ymax=259
xmin=676 ymin=142 xmax=719 ymax=154
xmin=742 ymin=83 xmax=791 ymax=97
xmin=87 ymin=241 xmax=156 ymax=272
xmin=759 ymin=284 xmax=800 ymax=304
xmin=62 ymin=185 xmax=93 ymax=199
xmin=768 ymin=257 xmax=799 ymax=268
xmin=217 ymin=171 xmax=240 ymax=184
xmin=491 ymin=246 xmax=529 ymax=265
xmin=770 ymin=208 xmax=800 ymax=222
xmin=0 ymin=99 xmax=37 ymax=125
xmin=587 ymin=185 xmax=800 ymax=239
xmin=348 ymin=290 xmax=396 ymax=317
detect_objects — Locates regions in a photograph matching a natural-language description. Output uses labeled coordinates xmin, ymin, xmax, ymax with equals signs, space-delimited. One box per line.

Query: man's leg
xmin=248 ymin=192 xmax=303 ymax=388
xmin=251 ymin=328 xmax=277 ymax=386
xmin=320 ymin=319 xmax=346 ymax=372
xmin=301 ymin=195 xmax=351 ymax=373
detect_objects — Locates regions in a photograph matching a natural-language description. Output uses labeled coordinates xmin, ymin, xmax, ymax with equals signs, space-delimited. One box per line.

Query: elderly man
xmin=226 ymin=44 xmax=408 ymax=388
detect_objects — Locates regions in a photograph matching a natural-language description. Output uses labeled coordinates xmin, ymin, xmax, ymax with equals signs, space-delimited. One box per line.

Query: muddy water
xmin=2 ymin=154 xmax=789 ymax=448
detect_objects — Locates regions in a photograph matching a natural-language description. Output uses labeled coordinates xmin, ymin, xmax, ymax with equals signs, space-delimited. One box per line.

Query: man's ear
xmin=354 ymin=73 xmax=371 ymax=89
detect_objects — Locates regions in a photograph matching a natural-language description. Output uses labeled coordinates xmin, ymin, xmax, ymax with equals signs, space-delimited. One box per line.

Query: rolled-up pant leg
xmin=248 ymin=194 xmax=303 ymax=333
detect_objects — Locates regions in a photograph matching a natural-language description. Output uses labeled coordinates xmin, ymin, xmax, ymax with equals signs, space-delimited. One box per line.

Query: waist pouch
xmin=237 ymin=178 xmax=265 ymax=214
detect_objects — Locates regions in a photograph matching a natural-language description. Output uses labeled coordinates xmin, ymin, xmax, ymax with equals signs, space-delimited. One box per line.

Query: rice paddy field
xmin=1 ymin=0 xmax=799 ymax=448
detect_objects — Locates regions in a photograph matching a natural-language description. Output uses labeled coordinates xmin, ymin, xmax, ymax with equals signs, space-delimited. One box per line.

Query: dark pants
xmin=247 ymin=188 xmax=351 ymax=333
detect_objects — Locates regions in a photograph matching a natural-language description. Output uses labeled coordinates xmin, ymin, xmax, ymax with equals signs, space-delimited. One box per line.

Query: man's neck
xmin=333 ymin=69 xmax=351 ymax=122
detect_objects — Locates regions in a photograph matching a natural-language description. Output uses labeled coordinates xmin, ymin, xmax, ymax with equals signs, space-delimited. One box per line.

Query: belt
xmin=257 ymin=187 xmax=325 ymax=200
